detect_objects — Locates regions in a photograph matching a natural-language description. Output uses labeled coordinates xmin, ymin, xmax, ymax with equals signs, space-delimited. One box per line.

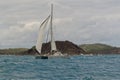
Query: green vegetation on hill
xmin=0 ymin=48 xmax=28 ymax=55
xmin=80 ymin=43 xmax=114 ymax=53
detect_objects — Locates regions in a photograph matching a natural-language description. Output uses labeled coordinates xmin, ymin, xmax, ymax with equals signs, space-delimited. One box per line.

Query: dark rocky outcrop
xmin=26 ymin=40 xmax=86 ymax=55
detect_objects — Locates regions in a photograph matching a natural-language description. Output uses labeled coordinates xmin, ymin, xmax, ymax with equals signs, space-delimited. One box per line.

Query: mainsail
xmin=36 ymin=15 xmax=50 ymax=54
xmin=36 ymin=4 xmax=57 ymax=54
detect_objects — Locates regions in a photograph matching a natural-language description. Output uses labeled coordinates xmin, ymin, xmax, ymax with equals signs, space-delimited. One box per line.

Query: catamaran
xmin=35 ymin=4 xmax=65 ymax=59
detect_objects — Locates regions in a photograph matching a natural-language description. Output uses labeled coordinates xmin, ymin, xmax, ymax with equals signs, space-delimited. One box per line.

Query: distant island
xmin=0 ymin=41 xmax=120 ymax=55
xmin=80 ymin=43 xmax=120 ymax=55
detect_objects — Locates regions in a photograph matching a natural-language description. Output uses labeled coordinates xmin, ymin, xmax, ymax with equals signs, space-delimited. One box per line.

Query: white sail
xmin=36 ymin=4 xmax=58 ymax=55
xmin=36 ymin=15 xmax=50 ymax=54
xmin=50 ymin=4 xmax=57 ymax=52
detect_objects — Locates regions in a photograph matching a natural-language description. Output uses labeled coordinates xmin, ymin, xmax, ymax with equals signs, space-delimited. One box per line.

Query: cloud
xmin=0 ymin=0 xmax=120 ymax=48
xmin=0 ymin=21 xmax=40 ymax=48
xmin=54 ymin=17 xmax=72 ymax=24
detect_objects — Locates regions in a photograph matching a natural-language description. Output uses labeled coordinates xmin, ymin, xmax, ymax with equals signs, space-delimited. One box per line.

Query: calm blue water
xmin=0 ymin=55 xmax=120 ymax=80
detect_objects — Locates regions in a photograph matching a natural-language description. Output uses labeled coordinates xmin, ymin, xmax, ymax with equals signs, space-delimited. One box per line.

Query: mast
xmin=50 ymin=4 xmax=57 ymax=52
xmin=50 ymin=4 xmax=53 ymax=45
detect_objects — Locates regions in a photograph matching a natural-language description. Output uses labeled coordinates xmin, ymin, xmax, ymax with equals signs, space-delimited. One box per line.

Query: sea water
xmin=0 ymin=55 xmax=120 ymax=80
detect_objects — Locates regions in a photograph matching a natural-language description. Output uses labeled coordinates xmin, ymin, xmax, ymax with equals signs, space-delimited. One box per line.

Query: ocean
xmin=0 ymin=55 xmax=120 ymax=80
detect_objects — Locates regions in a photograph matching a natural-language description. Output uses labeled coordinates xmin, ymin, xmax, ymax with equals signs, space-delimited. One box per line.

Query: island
xmin=0 ymin=41 xmax=120 ymax=55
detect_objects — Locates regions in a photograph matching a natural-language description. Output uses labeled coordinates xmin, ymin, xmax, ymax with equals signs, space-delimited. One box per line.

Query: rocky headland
xmin=26 ymin=41 xmax=86 ymax=55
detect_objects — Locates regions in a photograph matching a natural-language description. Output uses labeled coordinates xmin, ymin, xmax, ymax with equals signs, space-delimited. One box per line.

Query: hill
xmin=80 ymin=43 xmax=120 ymax=54
xmin=26 ymin=41 xmax=86 ymax=55
xmin=80 ymin=43 xmax=113 ymax=52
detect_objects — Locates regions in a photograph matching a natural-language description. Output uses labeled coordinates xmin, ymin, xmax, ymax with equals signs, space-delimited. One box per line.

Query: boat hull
xmin=35 ymin=56 xmax=48 ymax=59
xmin=35 ymin=55 xmax=68 ymax=59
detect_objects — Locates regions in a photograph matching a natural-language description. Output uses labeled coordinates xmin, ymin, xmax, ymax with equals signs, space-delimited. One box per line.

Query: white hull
xmin=35 ymin=52 xmax=67 ymax=59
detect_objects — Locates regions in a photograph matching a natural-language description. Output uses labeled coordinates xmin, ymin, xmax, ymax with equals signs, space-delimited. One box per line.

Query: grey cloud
xmin=0 ymin=0 xmax=120 ymax=48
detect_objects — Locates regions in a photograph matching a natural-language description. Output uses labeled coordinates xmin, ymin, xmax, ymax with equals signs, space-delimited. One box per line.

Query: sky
xmin=0 ymin=0 xmax=120 ymax=48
